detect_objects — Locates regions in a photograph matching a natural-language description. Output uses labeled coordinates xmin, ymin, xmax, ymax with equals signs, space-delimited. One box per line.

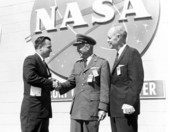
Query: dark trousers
xmin=110 ymin=115 xmax=138 ymax=132
xmin=20 ymin=115 xmax=49 ymax=132
xmin=71 ymin=119 xmax=99 ymax=132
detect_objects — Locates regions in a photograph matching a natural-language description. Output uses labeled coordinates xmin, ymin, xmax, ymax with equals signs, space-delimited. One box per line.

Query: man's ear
xmin=37 ymin=45 xmax=43 ymax=51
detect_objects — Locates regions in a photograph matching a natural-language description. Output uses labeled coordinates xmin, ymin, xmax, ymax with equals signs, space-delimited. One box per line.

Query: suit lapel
xmin=112 ymin=45 xmax=129 ymax=73
xmin=35 ymin=53 xmax=51 ymax=77
xmin=78 ymin=59 xmax=85 ymax=71
xmin=44 ymin=62 xmax=51 ymax=76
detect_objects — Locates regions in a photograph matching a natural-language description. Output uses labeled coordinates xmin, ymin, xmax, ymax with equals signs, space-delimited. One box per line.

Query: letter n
xmin=35 ymin=6 xmax=57 ymax=33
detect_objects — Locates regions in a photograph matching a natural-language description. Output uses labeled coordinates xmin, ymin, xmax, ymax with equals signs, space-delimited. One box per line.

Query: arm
xmin=59 ymin=64 xmax=77 ymax=95
xmin=23 ymin=56 xmax=53 ymax=90
xmin=98 ymin=60 xmax=110 ymax=120
xmin=124 ymin=49 xmax=144 ymax=105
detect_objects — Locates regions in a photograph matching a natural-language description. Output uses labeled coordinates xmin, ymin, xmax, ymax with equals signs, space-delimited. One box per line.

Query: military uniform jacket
xmin=20 ymin=53 xmax=53 ymax=119
xmin=109 ymin=45 xmax=144 ymax=117
xmin=59 ymin=54 xmax=110 ymax=120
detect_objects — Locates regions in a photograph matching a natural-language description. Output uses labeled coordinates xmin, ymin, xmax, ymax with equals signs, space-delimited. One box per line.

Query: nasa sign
xmin=29 ymin=0 xmax=160 ymax=79
xmin=29 ymin=0 xmax=160 ymax=100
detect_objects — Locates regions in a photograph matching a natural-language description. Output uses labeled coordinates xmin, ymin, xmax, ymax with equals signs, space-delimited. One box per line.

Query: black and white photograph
xmin=0 ymin=0 xmax=169 ymax=132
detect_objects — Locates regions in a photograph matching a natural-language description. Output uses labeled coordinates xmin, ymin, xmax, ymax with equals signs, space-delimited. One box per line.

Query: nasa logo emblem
xmin=29 ymin=0 xmax=160 ymax=79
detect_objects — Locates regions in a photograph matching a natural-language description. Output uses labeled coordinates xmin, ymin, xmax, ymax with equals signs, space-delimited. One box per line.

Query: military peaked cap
xmin=73 ymin=34 xmax=96 ymax=46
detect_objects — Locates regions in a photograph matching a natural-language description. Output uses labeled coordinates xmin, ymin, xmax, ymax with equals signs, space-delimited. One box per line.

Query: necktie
xmin=83 ymin=59 xmax=87 ymax=68
xmin=114 ymin=52 xmax=119 ymax=64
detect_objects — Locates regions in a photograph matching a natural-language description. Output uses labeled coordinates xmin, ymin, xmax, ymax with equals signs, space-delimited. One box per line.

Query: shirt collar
xmin=36 ymin=52 xmax=44 ymax=61
xmin=86 ymin=54 xmax=94 ymax=65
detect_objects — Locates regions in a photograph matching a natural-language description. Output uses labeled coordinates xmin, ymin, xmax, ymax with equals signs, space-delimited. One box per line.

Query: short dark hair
xmin=34 ymin=36 xmax=51 ymax=49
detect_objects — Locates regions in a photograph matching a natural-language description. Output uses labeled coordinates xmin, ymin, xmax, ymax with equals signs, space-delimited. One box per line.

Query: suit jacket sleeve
xmin=23 ymin=56 xmax=53 ymax=90
xmin=59 ymin=64 xmax=76 ymax=95
xmin=99 ymin=60 xmax=110 ymax=112
xmin=125 ymin=49 xmax=144 ymax=105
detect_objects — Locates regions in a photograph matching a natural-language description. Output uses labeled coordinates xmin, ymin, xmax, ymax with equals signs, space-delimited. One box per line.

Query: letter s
xmin=92 ymin=0 xmax=115 ymax=24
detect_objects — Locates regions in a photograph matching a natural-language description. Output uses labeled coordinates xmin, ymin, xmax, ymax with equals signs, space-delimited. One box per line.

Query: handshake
xmin=49 ymin=78 xmax=62 ymax=91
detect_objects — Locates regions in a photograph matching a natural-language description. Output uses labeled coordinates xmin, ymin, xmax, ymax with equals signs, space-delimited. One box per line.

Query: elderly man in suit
xmin=20 ymin=36 xmax=58 ymax=132
xmin=107 ymin=24 xmax=144 ymax=132
xmin=56 ymin=34 xmax=110 ymax=132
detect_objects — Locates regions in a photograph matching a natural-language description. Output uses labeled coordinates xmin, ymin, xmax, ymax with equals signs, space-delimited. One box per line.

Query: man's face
xmin=107 ymin=28 xmax=120 ymax=49
xmin=76 ymin=43 xmax=90 ymax=59
xmin=40 ymin=39 xmax=52 ymax=58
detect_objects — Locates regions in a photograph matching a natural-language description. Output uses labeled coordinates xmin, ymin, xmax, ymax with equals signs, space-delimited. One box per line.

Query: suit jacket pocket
xmin=90 ymin=93 xmax=100 ymax=101
xmin=72 ymin=71 xmax=81 ymax=82
xmin=29 ymin=96 xmax=42 ymax=112
xmin=90 ymin=93 xmax=100 ymax=117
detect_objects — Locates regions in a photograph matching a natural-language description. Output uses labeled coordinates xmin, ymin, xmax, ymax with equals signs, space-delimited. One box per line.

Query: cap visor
xmin=73 ymin=41 xmax=84 ymax=46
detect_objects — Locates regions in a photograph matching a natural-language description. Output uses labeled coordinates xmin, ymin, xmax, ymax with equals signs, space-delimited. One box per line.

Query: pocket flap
xmin=90 ymin=94 xmax=100 ymax=101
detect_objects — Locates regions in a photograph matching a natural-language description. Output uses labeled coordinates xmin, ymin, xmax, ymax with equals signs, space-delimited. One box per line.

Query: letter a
xmin=119 ymin=0 xmax=151 ymax=21
xmin=60 ymin=2 xmax=87 ymax=29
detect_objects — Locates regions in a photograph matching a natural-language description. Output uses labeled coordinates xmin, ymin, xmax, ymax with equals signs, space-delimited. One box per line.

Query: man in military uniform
xmin=57 ymin=34 xmax=110 ymax=132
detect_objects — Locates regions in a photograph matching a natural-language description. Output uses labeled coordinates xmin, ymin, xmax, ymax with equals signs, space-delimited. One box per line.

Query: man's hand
xmin=49 ymin=77 xmax=59 ymax=89
xmin=52 ymin=80 xmax=59 ymax=88
xmin=122 ymin=104 xmax=135 ymax=114
xmin=98 ymin=110 xmax=106 ymax=121
xmin=49 ymin=77 xmax=56 ymax=82
xmin=52 ymin=80 xmax=62 ymax=91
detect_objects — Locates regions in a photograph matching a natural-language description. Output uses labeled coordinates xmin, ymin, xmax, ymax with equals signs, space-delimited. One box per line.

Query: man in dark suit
xmin=56 ymin=34 xmax=110 ymax=132
xmin=20 ymin=36 xmax=58 ymax=132
xmin=107 ymin=24 xmax=144 ymax=132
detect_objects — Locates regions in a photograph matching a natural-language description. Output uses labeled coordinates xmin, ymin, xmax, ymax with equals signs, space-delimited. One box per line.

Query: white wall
xmin=0 ymin=0 xmax=169 ymax=132
xmin=0 ymin=0 xmax=35 ymax=131
xmin=139 ymin=1 xmax=170 ymax=131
